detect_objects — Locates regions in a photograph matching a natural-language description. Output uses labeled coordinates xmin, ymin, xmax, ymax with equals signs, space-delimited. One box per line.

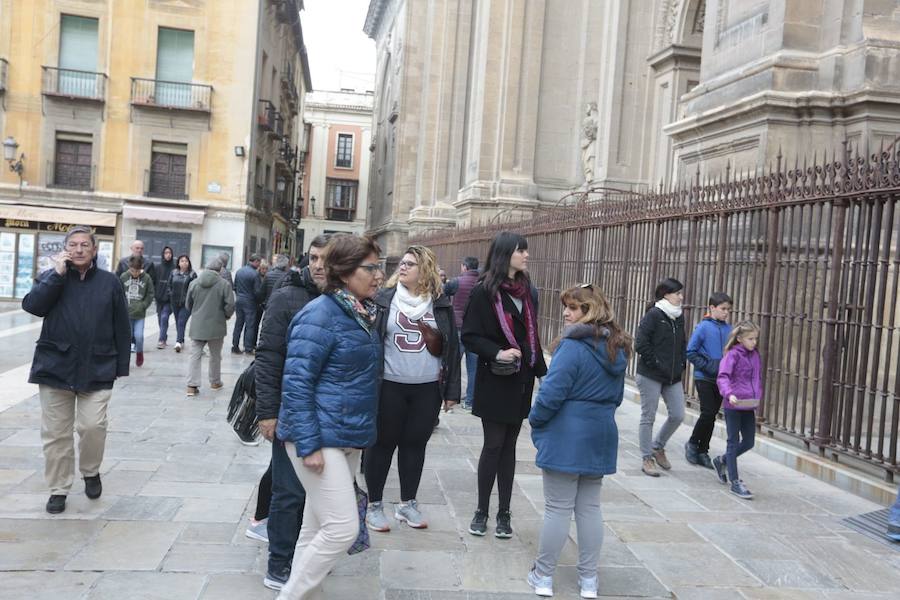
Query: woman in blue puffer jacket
xmin=275 ymin=234 xmax=383 ymax=600
xmin=526 ymin=284 xmax=632 ymax=599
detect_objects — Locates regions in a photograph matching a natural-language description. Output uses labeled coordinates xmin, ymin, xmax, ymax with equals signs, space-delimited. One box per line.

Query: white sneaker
xmin=527 ymin=569 xmax=553 ymax=597
xmin=579 ymin=575 xmax=598 ymax=599
xmin=394 ymin=499 xmax=427 ymax=529
xmin=174 ymin=342 xmax=182 ymax=353
xmin=245 ymin=518 xmax=268 ymax=542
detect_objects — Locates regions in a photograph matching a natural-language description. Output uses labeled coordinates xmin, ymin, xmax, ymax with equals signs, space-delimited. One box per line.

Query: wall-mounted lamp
xmin=276 ymin=177 xmax=287 ymax=192
xmin=3 ymin=136 xmax=24 ymax=184
xmin=234 ymin=146 xmax=246 ymax=157
xmin=309 ymin=196 xmax=316 ymax=216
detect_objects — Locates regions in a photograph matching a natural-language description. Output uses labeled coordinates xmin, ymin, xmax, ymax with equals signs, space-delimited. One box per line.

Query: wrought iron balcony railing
xmin=42 ymin=66 xmax=107 ymax=101
xmin=131 ymin=77 xmax=212 ymax=112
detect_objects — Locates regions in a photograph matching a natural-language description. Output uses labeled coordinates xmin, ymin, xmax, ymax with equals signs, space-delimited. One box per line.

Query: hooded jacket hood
xmin=560 ymin=323 xmax=627 ymax=376
xmin=198 ymin=269 xmax=223 ymax=288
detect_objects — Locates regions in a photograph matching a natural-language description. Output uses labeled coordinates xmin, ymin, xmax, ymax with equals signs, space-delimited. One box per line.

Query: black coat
xmin=255 ymin=268 xmax=320 ymax=421
xmin=23 ymin=262 xmax=131 ymax=392
xmin=167 ymin=270 xmax=196 ymax=309
xmin=373 ymin=287 xmax=462 ymax=403
xmin=262 ymin=267 xmax=289 ymax=305
xmin=461 ymin=283 xmax=548 ymax=424
xmin=154 ymin=258 xmax=176 ymax=304
xmin=635 ymin=306 xmax=687 ymax=384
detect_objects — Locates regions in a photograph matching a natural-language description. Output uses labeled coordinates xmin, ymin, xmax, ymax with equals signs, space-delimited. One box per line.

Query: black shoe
xmin=684 ymin=440 xmax=700 ymax=465
xmin=245 ymin=349 xmax=255 ymax=355
xmin=46 ymin=494 xmax=66 ymax=514
xmin=468 ymin=509 xmax=488 ymax=536
xmin=495 ymin=509 xmax=513 ymax=539
xmin=231 ymin=346 xmax=242 ymax=354
xmin=84 ymin=475 xmax=102 ymax=499
xmin=697 ymin=452 xmax=714 ymax=469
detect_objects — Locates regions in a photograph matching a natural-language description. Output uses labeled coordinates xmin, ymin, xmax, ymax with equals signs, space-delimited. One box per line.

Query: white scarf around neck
xmin=394 ymin=283 xmax=432 ymax=321
xmin=655 ymin=298 xmax=683 ymax=320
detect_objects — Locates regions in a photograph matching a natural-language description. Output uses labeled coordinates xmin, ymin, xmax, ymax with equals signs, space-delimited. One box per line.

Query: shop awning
xmin=122 ymin=204 xmax=205 ymax=225
xmin=0 ymin=204 xmax=118 ymax=227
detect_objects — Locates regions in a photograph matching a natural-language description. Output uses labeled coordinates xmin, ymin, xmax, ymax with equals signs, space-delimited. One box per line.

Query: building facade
xmin=299 ymin=90 xmax=372 ymax=250
xmin=0 ymin=0 xmax=310 ymax=299
xmin=363 ymin=0 xmax=900 ymax=259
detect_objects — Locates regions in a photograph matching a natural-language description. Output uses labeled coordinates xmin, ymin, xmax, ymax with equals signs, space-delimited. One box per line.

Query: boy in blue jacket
xmin=685 ymin=292 xmax=732 ymax=469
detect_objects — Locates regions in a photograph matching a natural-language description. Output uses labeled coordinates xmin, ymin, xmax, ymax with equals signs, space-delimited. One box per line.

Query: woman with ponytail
xmin=461 ymin=231 xmax=547 ymax=539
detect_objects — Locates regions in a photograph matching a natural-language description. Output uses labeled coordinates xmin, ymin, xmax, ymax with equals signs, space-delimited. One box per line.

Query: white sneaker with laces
xmin=527 ymin=568 xmax=553 ymax=597
xmin=245 ymin=518 xmax=268 ymax=542
xmin=394 ymin=499 xmax=428 ymax=529
xmin=579 ymin=575 xmax=598 ymax=598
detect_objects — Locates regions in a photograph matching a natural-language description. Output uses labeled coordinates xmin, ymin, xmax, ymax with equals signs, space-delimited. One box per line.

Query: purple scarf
xmin=495 ymin=278 xmax=538 ymax=368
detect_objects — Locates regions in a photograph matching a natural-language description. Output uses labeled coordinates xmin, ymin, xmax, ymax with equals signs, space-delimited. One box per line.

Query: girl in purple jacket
xmin=713 ymin=321 xmax=761 ymax=499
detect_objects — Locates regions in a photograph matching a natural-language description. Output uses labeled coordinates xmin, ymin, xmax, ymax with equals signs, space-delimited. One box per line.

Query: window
xmin=325 ymin=178 xmax=358 ymax=221
xmin=53 ymin=132 xmax=93 ymax=190
xmin=148 ymin=141 xmax=188 ymax=199
xmin=335 ymin=133 xmax=353 ymax=168
xmin=59 ymin=15 xmax=99 ymax=96
xmin=156 ymin=27 xmax=194 ymax=107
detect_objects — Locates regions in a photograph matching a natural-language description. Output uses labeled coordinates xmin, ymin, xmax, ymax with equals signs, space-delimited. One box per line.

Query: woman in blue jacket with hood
xmin=527 ymin=284 xmax=632 ymax=599
xmin=276 ymin=234 xmax=383 ymax=600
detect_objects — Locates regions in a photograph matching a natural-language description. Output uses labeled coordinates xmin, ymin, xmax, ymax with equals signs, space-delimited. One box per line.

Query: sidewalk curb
xmin=622 ymin=380 xmax=897 ymax=506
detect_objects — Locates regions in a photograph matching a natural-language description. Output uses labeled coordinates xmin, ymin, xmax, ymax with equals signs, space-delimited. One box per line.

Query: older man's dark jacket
xmin=262 ymin=266 xmax=289 ymax=305
xmin=255 ymin=267 xmax=321 ymax=421
xmin=23 ymin=261 xmax=131 ymax=392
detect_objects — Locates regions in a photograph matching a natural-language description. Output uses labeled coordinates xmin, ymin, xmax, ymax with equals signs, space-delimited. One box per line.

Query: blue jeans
xmin=890 ymin=486 xmax=900 ymax=527
xmin=232 ymin=296 xmax=257 ymax=351
xmin=458 ymin=332 xmax=477 ymax=407
xmin=130 ymin=318 xmax=145 ymax=353
xmin=267 ymin=437 xmax=306 ymax=574
xmin=173 ymin=305 xmax=190 ymax=344
xmin=723 ymin=409 xmax=755 ymax=482
xmin=158 ymin=302 xmax=172 ymax=342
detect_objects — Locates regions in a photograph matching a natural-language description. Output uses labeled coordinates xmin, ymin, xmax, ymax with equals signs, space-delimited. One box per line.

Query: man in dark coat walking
xmin=23 ymin=226 xmax=131 ymax=515
xmin=443 ymin=256 xmax=480 ymax=408
xmin=115 ymin=239 xmax=157 ymax=287
xmin=252 ymin=235 xmax=328 ymax=590
xmin=232 ymin=254 xmax=262 ymax=354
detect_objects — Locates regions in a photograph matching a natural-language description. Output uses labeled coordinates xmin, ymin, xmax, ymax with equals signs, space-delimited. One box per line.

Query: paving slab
xmin=65 ymin=521 xmax=184 ymax=571
xmin=84 ymin=572 xmax=207 ymax=600
xmin=0 ymin=571 xmax=101 ymax=600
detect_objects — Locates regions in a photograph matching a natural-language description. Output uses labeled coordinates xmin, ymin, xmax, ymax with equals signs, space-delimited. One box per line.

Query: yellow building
xmin=0 ymin=0 xmax=310 ymax=299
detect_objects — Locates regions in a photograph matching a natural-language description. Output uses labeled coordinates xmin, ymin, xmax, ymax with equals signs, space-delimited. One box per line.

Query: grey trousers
xmin=534 ymin=469 xmax=604 ymax=580
xmin=636 ymin=374 xmax=685 ymax=459
xmin=187 ymin=338 xmax=223 ymax=388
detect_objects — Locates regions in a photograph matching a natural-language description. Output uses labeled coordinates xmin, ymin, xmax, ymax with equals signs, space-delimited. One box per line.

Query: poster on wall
xmin=37 ymin=233 xmax=66 ymax=274
xmin=201 ymin=245 xmax=233 ymax=272
xmin=0 ymin=232 xmax=15 ymax=297
xmin=14 ymin=233 xmax=35 ymax=299
xmin=97 ymin=241 xmax=113 ymax=272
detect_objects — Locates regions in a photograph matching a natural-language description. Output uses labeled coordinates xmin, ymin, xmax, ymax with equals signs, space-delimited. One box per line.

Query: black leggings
xmin=364 ymin=380 xmax=442 ymax=503
xmin=477 ymin=419 xmax=522 ymax=513
xmin=689 ymin=379 xmax=723 ymax=454
xmin=254 ymin=461 xmax=273 ymax=521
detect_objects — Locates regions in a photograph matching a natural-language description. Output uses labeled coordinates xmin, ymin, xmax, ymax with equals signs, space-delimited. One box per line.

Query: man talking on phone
xmin=22 ymin=225 xmax=131 ymax=514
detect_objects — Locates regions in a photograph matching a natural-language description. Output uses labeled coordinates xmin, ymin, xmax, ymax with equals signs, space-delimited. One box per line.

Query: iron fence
xmin=411 ymin=141 xmax=900 ymax=481
xmin=131 ymin=77 xmax=212 ymax=112
xmin=42 ymin=66 xmax=107 ymax=101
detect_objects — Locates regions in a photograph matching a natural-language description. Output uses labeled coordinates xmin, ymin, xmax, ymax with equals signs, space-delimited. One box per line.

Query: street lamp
xmin=309 ymin=195 xmax=316 ymax=216
xmin=3 ymin=136 xmax=25 ymax=184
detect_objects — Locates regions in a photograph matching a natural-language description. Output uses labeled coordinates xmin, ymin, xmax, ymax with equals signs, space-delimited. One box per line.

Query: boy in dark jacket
xmin=119 ymin=256 xmax=155 ymax=367
xmin=685 ymin=292 xmax=732 ymax=468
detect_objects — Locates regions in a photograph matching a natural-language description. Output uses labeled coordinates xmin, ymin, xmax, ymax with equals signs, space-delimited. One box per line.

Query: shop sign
xmin=2 ymin=219 xmax=115 ymax=236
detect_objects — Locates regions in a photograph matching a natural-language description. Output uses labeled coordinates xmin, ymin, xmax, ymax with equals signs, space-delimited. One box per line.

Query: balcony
xmin=0 ymin=58 xmax=7 ymax=94
xmin=42 ymin=66 xmax=107 ymax=102
xmin=325 ymin=205 xmax=355 ymax=222
xmin=253 ymin=185 xmax=274 ymax=212
xmin=144 ymin=169 xmax=190 ymax=200
xmin=257 ymin=100 xmax=284 ymax=138
xmin=281 ymin=60 xmax=299 ymax=114
xmin=131 ymin=78 xmax=212 ymax=112
xmin=46 ymin=160 xmax=96 ymax=191
xmin=276 ymin=139 xmax=296 ymax=173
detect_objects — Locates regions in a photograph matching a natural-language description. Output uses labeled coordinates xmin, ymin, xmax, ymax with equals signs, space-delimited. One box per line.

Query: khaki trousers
xmin=39 ymin=385 xmax=112 ymax=496
xmin=278 ymin=445 xmax=361 ymax=600
xmin=187 ymin=338 xmax=223 ymax=388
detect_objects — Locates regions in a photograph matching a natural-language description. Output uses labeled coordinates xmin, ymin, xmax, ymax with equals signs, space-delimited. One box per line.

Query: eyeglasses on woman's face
xmin=397 ymin=260 xmax=418 ymax=269
xmin=358 ymin=263 xmax=381 ymax=274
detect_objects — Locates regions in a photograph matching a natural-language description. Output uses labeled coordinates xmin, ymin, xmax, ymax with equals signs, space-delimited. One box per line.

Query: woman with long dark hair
xmin=634 ymin=277 xmax=687 ymax=477
xmin=462 ymin=231 xmax=547 ymax=538
xmin=166 ymin=255 xmax=196 ymax=353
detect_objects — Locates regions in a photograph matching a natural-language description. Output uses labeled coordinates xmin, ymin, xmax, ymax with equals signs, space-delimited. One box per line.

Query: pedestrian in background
xmin=444 ymin=256 xmax=480 ymax=409
xmin=119 ymin=256 xmax=154 ymax=368
xmin=265 ymin=254 xmax=291 ymax=303
xmin=527 ymin=284 xmax=631 ymax=599
xmin=232 ymin=254 xmax=263 ymax=354
xmin=185 ymin=257 xmax=235 ymax=396
xmin=165 ymin=254 xmax=196 ymax=353
xmin=218 ymin=251 xmax=234 ymax=288
xmin=365 ymin=245 xmax=460 ymax=532
xmin=462 ymin=231 xmax=547 ymax=539
xmin=684 ymin=292 xmax=732 ymax=469
xmin=116 ymin=239 xmax=157 ymax=288
xmin=251 ymin=235 xmax=329 ymax=591
xmin=155 ymin=246 xmax=176 ymax=348
xmin=276 ymin=235 xmax=382 ymax=599
xmin=713 ymin=320 xmax=762 ymax=500
xmin=634 ymin=277 xmax=687 ymax=477
xmin=23 ymin=225 xmax=131 ymax=514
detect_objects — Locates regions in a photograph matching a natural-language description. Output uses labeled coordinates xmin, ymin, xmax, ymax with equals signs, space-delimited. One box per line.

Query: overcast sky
xmin=303 ymin=0 xmax=376 ymax=93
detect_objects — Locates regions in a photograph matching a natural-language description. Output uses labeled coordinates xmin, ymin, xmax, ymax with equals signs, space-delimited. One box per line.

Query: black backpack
xmin=226 ymin=361 xmax=259 ymax=444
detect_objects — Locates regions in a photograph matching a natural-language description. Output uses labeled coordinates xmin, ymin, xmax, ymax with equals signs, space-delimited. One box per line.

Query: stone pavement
xmin=0 ymin=315 xmax=899 ymax=599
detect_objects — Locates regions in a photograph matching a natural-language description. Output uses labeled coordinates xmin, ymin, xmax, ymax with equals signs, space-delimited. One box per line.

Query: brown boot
xmin=653 ymin=448 xmax=672 ymax=470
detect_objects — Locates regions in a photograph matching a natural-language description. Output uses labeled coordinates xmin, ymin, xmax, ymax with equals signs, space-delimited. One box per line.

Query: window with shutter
xmin=148 ymin=142 xmax=188 ymax=199
xmin=53 ymin=134 xmax=93 ymax=190
xmin=58 ymin=15 xmax=99 ymax=96
xmin=156 ymin=28 xmax=195 ymax=108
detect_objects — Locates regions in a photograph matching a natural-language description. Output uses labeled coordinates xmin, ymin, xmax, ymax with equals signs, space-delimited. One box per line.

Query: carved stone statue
xmin=581 ymin=102 xmax=599 ymax=185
